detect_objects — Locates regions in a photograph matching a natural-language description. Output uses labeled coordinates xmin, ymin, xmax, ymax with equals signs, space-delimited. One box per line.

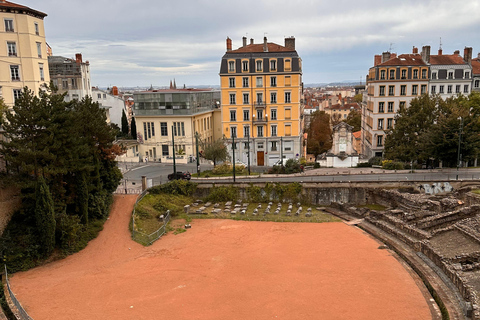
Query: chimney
xmin=263 ymin=36 xmax=268 ymax=52
xmin=374 ymin=54 xmax=382 ymax=66
xmin=438 ymin=48 xmax=443 ymax=55
xmin=250 ymin=38 xmax=254 ymax=45
xmin=226 ymin=37 xmax=232 ymax=52
xmin=421 ymin=45 xmax=430 ymax=63
xmin=242 ymin=36 xmax=247 ymax=47
xmin=112 ymin=86 xmax=118 ymax=96
xmin=381 ymin=52 xmax=391 ymax=63
xmin=412 ymin=46 xmax=418 ymax=54
xmin=75 ymin=53 xmax=82 ymax=63
xmin=454 ymin=50 xmax=460 ymax=55
xmin=464 ymin=47 xmax=472 ymax=64
xmin=285 ymin=37 xmax=295 ymax=50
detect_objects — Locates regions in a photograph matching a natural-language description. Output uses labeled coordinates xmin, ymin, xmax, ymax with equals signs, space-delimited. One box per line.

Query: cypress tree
xmin=121 ymin=109 xmax=129 ymax=136
xmin=131 ymin=117 xmax=137 ymax=139
xmin=76 ymin=171 xmax=89 ymax=225
xmin=35 ymin=176 xmax=56 ymax=255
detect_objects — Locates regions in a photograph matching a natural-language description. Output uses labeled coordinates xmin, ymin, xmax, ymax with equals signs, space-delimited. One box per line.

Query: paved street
xmin=121 ymin=162 xmax=480 ymax=187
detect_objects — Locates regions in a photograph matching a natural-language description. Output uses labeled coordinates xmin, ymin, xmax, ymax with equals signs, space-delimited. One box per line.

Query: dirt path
xmin=11 ymin=195 xmax=432 ymax=319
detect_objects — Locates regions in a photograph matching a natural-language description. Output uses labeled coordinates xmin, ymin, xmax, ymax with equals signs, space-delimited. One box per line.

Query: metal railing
xmin=4 ymin=265 xmax=33 ymax=320
xmin=131 ymin=190 xmax=171 ymax=246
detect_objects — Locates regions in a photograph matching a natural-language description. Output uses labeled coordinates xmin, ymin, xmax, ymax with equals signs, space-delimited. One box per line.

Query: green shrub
xmin=314 ymin=162 xmax=321 ymax=168
xmin=368 ymin=156 xmax=382 ymax=166
xmin=212 ymin=163 xmax=231 ymax=174
xmin=284 ymin=159 xmax=301 ymax=174
xmin=149 ymin=180 xmax=197 ymax=196
xmin=205 ymin=186 xmax=238 ymax=202
xmin=382 ymin=160 xmax=404 ymax=170
xmin=356 ymin=162 xmax=371 ymax=167
xmin=246 ymin=184 xmax=264 ymax=202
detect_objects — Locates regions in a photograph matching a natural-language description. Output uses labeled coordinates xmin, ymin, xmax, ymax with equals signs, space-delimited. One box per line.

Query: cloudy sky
xmin=20 ymin=0 xmax=480 ymax=88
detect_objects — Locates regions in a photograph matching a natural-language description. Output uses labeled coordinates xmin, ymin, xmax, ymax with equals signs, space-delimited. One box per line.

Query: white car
xmin=274 ymin=159 xmax=292 ymax=166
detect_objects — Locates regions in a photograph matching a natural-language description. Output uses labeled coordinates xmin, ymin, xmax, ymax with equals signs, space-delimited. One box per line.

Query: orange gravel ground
xmin=11 ymin=195 xmax=432 ymax=320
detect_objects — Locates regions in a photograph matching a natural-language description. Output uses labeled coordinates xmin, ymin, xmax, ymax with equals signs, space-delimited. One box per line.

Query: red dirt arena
xmin=11 ymin=195 xmax=433 ymax=320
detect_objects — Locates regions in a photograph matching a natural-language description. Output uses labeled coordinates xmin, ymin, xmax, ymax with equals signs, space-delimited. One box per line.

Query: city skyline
xmin=18 ymin=0 xmax=480 ymax=88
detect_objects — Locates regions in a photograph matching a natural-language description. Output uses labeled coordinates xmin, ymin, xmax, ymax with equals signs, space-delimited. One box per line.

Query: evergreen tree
xmin=76 ymin=171 xmax=89 ymax=225
xmin=35 ymin=176 xmax=56 ymax=255
xmin=131 ymin=117 xmax=137 ymax=139
xmin=121 ymin=109 xmax=129 ymax=136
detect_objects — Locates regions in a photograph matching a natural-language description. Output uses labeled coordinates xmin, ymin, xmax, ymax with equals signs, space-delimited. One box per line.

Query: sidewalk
xmin=191 ymin=167 xmax=474 ymax=180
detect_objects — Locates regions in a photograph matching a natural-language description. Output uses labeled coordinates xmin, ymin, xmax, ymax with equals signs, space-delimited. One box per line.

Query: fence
xmin=131 ymin=190 xmax=171 ymax=246
xmin=4 ymin=265 xmax=32 ymax=320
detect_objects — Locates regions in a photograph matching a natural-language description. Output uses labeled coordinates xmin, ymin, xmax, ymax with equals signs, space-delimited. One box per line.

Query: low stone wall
xmin=415 ymin=205 xmax=480 ymax=231
xmin=419 ymin=242 xmax=479 ymax=319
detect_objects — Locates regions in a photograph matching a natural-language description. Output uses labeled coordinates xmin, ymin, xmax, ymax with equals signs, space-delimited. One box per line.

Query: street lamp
xmin=457 ymin=116 xmax=463 ymax=179
xmin=247 ymin=126 xmax=251 ymax=175
xmin=231 ymin=127 xmax=236 ymax=183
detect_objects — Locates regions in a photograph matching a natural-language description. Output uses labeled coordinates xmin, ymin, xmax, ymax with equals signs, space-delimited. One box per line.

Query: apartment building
xmin=48 ymin=53 xmax=91 ymax=101
xmin=92 ymin=86 xmax=126 ymax=127
xmin=0 ymin=0 xmax=49 ymax=107
xmin=364 ymin=46 xmax=473 ymax=158
xmin=472 ymin=53 xmax=480 ymax=92
xmin=219 ymin=36 xmax=303 ymax=166
xmin=132 ymin=88 xmax=220 ymax=163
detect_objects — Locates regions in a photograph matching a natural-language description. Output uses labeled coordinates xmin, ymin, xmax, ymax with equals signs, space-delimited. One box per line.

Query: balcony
xmin=254 ymin=102 xmax=266 ymax=108
xmin=253 ymin=117 xmax=268 ymax=124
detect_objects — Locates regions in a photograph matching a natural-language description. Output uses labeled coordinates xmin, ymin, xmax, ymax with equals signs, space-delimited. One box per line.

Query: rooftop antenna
xmin=389 ymin=43 xmax=394 ymax=52
xmin=439 ymin=37 xmax=443 ymax=50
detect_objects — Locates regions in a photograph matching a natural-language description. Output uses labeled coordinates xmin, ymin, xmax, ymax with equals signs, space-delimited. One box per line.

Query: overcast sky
xmin=20 ymin=0 xmax=480 ymax=88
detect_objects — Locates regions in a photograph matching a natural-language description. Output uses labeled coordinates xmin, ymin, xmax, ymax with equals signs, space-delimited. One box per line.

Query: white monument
xmin=326 ymin=122 xmax=359 ymax=167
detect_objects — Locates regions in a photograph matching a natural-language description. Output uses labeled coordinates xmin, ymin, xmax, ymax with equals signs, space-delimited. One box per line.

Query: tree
xmin=131 ymin=117 xmax=137 ymax=140
xmin=330 ymin=113 xmax=342 ymax=127
xmin=345 ymin=109 xmax=361 ymax=132
xmin=354 ymin=93 xmax=363 ymax=103
xmin=422 ymin=93 xmax=480 ymax=166
xmin=0 ymin=86 xmax=122 ymax=262
xmin=384 ymin=94 xmax=442 ymax=163
xmin=200 ymin=137 xmax=228 ymax=166
xmin=35 ymin=176 xmax=56 ymax=255
xmin=306 ymin=111 xmax=332 ymax=158
xmin=121 ymin=109 xmax=129 ymax=136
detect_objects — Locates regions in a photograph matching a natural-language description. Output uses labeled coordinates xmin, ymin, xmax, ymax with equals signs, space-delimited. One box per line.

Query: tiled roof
xmin=471 ymin=58 xmax=480 ymax=75
xmin=326 ymin=103 xmax=360 ymax=111
xmin=139 ymin=88 xmax=216 ymax=93
xmin=0 ymin=1 xmax=47 ymax=17
xmin=378 ymin=54 xmax=427 ymax=66
xmin=429 ymin=54 xmax=467 ymax=65
xmin=230 ymin=43 xmax=294 ymax=53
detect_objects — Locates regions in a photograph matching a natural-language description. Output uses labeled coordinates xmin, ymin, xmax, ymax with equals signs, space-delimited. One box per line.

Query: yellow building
xmin=220 ymin=36 xmax=303 ymax=166
xmin=0 ymin=1 xmax=49 ymax=107
xmin=133 ymin=89 xmax=220 ymax=163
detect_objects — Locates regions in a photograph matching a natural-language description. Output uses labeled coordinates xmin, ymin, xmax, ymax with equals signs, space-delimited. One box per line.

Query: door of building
xmin=257 ymin=151 xmax=264 ymax=166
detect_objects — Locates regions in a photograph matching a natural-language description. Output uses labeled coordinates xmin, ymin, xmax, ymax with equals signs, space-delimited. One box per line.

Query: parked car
xmin=274 ymin=159 xmax=292 ymax=166
xmin=167 ymin=171 xmax=191 ymax=180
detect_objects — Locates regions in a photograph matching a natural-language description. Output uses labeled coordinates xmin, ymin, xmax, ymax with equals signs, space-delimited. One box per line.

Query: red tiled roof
xmin=471 ymin=58 xmax=480 ymax=75
xmin=0 ymin=1 xmax=47 ymax=17
xmin=352 ymin=131 xmax=361 ymax=139
xmin=326 ymin=103 xmax=360 ymax=111
xmin=230 ymin=43 xmax=294 ymax=53
xmin=378 ymin=54 xmax=426 ymax=66
xmin=139 ymin=88 xmax=216 ymax=93
xmin=429 ymin=54 xmax=467 ymax=65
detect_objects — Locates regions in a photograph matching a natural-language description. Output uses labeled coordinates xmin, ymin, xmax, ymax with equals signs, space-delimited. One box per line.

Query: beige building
xmin=48 ymin=53 xmax=91 ymax=101
xmin=0 ymin=0 xmax=49 ymax=107
xmin=132 ymin=89 xmax=221 ymax=163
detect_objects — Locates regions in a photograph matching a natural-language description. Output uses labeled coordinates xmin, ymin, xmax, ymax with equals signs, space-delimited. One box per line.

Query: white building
xmin=91 ymin=87 xmax=127 ymax=128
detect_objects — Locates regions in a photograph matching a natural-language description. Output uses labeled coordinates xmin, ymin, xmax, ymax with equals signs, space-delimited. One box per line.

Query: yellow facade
xmin=219 ymin=37 xmax=303 ymax=166
xmin=0 ymin=2 xmax=49 ymax=107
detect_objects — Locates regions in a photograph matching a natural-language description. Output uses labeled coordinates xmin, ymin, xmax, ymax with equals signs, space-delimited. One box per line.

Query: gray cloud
xmin=20 ymin=0 xmax=480 ymax=87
